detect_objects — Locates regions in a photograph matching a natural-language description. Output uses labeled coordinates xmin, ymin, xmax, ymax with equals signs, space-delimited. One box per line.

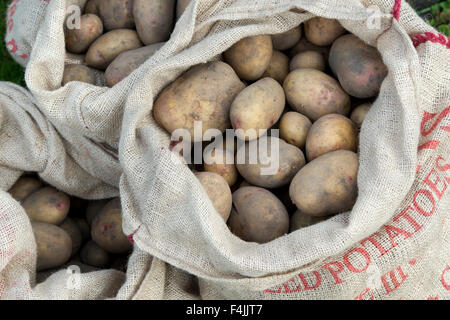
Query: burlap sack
xmin=2 ymin=0 xmax=449 ymax=300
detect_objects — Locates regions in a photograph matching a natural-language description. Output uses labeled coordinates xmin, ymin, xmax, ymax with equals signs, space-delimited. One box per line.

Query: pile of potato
xmin=63 ymin=0 xmax=193 ymax=87
xmin=153 ymin=18 xmax=388 ymax=244
xmin=8 ymin=175 xmax=131 ymax=275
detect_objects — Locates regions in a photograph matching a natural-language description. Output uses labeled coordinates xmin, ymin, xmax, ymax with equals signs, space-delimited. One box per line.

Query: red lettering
xmin=343 ymin=248 xmax=371 ymax=273
xmin=298 ymin=271 xmax=321 ymax=290
xmin=436 ymin=155 xmax=450 ymax=183
xmin=7 ymin=19 xmax=14 ymax=32
xmin=394 ymin=206 xmax=423 ymax=233
xmin=7 ymin=3 xmax=17 ymax=18
xmin=442 ymin=266 xmax=450 ymax=290
xmin=423 ymin=169 xmax=447 ymax=200
xmin=321 ymin=261 xmax=345 ymax=285
xmin=282 ymin=278 xmax=301 ymax=294
xmin=384 ymin=224 xmax=413 ymax=251
xmin=413 ymin=189 xmax=435 ymax=217
xmin=354 ymin=287 xmax=374 ymax=300
xmin=361 ymin=232 xmax=389 ymax=257
xmin=420 ymin=106 xmax=450 ymax=136
xmin=382 ymin=266 xmax=408 ymax=295
xmin=6 ymin=38 xmax=18 ymax=53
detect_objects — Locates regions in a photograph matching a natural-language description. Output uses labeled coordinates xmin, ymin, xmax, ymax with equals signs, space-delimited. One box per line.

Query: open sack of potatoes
xmin=2 ymin=0 xmax=449 ymax=300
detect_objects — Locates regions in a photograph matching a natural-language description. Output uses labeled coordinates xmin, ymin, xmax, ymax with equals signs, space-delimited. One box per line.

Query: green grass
xmin=0 ymin=0 xmax=26 ymax=87
xmin=418 ymin=0 xmax=450 ymax=35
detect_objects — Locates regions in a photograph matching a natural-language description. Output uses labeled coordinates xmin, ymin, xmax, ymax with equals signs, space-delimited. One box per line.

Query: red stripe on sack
xmin=418 ymin=140 xmax=440 ymax=151
xmin=411 ymin=32 xmax=450 ymax=49
xmin=391 ymin=0 xmax=402 ymax=21
xmin=127 ymin=227 xmax=140 ymax=244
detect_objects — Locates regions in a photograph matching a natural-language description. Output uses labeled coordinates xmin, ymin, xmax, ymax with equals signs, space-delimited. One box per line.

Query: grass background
xmin=0 ymin=0 xmax=447 ymax=88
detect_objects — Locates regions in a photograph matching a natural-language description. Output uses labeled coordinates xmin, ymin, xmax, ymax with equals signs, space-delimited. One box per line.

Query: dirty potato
xmin=289 ymin=150 xmax=359 ymax=217
xmin=8 ymin=176 xmax=42 ymax=202
xmin=153 ymin=61 xmax=245 ymax=142
xmin=228 ymin=187 xmax=289 ymax=243
xmin=23 ymin=187 xmax=70 ymax=225
xmin=289 ymin=37 xmax=331 ymax=60
xmin=72 ymin=217 xmax=91 ymax=242
xmin=290 ymin=50 xmax=325 ymax=72
xmin=283 ymin=68 xmax=351 ymax=121
xmin=133 ymin=0 xmax=175 ymax=45
xmin=86 ymin=199 xmax=109 ymax=226
xmin=223 ymin=35 xmax=273 ymax=81
xmin=60 ymin=217 xmax=83 ymax=256
xmin=195 ymin=172 xmax=232 ymax=221
xmin=91 ymin=198 xmax=132 ymax=254
xmin=262 ymin=50 xmax=290 ymax=84
xmin=305 ymin=114 xmax=358 ymax=161
xmin=84 ymin=0 xmax=99 ymax=15
xmin=329 ymin=34 xmax=388 ymax=98
xmin=304 ymin=17 xmax=346 ymax=46
xmin=105 ymin=42 xmax=164 ymax=87
xmin=204 ymin=147 xmax=238 ymax=187
xmin=272 ymin=26 xmax=302 ymax=51
xmin=290 ymin=210 xmax=326 ymax=232
xmin=80 ymin=240 xmax=111 ymax=268
xmin=279 ymin=111 xmax=312 ymax=149
xmin=236 ymin=136 xmax=306 ymax=189
xmin=62 ymin=64 xmax=97 ymax=85
xmin=230 ymin=77 xmax=285 ymax=141
xmin=65 ymin=14 xmax=103 ymax=54
xmin=176 ymin=0 xmax=192 ymax=19
xmin=351 ymin=103 xmax=372 ymax=128
xmin=98 ymin=0 xmax=134 ymax=31
xmin=85 ymin=29 xmax=143 ymax=70
xmin=32 ymin=222 xmax=72 ymax=271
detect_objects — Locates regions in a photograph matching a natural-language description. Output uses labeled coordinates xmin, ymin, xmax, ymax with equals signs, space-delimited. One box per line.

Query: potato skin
xmin=329 ymin=34 xmax=388 ymax=98
xmin=279 ymin=112 xmax=312 ymax=149
xmin=62 ymin=64 xmax=97 ymax=85
xmin=176 ymin=0 xmax=192 ymax=19
xmin=98 ymin=0 xmax=134 ymax=31
xmin=195 ymin=172 xmax=232 ymax=221
xmin=23 ymin=187 xmax=70 ymax=225
xmin=153 ymin=61 xmax=245 ymax=142
xmin=305 ymin=17 xmax=346 ymax=46
xmin=72 ymin=217 xmax=91 ymax=242
xmin=305 ymin=114 xmax=358 ymax=161
xmin=351 ymin=103 xmax=372 ymax=128
xmin=289 ymin=150 xmax=359 ymax=217
xmin=8 ymin=176 xmax=42 ymax=202
xmin=32 ymin=222 xmax=72 ymax=271
xmin=80 ymin=240 xmax=111 ymax=268
xmin=84 ymin=0 xmax=99 ymax=15
xmin=60 ymin=218 xmax=83 ymax=256
xmin=272 ymin=26 xmax=302 ymax=51
xmin=283 ymin=68 xmax=351 ymax=121
xmin=86 ymin=199 xmax=109 ymax=226
xmin=228 ymin=187 xmax=289 ymax=243
xmin=133 ymin=0 xmax=175 ymax=45
xmin=105 ymin=42 xmax=164 ymax=87
xmin=290 ymin=51 xmax=325 ymax=72
xmin=204 ymin=148 xmax=238 ymax=187
xmin=91 ymin=198 xmax=132 ymax=254
xmin=65 ymin=14 xmax=103 ymax=54
xmin=85 ymin=29 xmax=143 ymax=70
xmin=290 ymin=210 xmax=326 ymax=232
xmin=262 ymin=50 xmax=290 ymax=84
xmin=289 ymin=37 xmax=331 ymax=61
xmin=236 ymin=137 xmax=306 ymax=189
xmin=224 ymin=35 xmax=273 ymax=81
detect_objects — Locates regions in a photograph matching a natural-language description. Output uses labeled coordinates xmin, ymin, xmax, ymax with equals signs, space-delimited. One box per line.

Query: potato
xmin=289 ymin=150 xmax=359 ymax=217
xmin=351 ymin=103 xmax=372 ymax=128
xmin=32 ymin=222 xmax=72 ymax=271
xmin=204 ymin=148 xmax=238 ymax=187
xmin=230 ymin=78 xmax=285 ymax=141
xmin=272 ymin=26 xmax=302 ymax=51
xmin=60 ymin=218 xmax=83 ymax=256
xmin=98 ymin=0 xmax=134 ymax=31
xmin=111 ymin=255 xmax=129 ymax=272
xmin=91 ymin=198 xmax=132 ymax=254
xmin=236 ymin=136 xmax=306 ymax=189
xmin=283 ymin=68 xmax=351 ymax=121
xmin=279 ymin=111 xmax=312 ymax=149
xmin=223 ymin=35 xmax=273 ymax=81
xmin=65 ymin=14 xmax=103 ymax=54
xmin=329 ymin=34 xmax=388 ymax=98
xmin=23 ymin=187 xmax=70 ymax=225
xmin=134 ymin=0 xmax=175 ymax=45
xmin=86 ymin=199 xmax=109 ymax=226
xmin=289 ymin=37 xmax=331 ymax=60
xmin=290 ymin=51 xmax=325 ymax=72
xmin=304 ymin=17 xmax=346 ymax=46
xmin=195 ymin=172 xmax=232 ymax=221
xmin=262 ymin=50 xmax=290 ymax=84
xmin=105 ymin=42 xmax=164 ymax=87
xmin=153 ymin=61 xmax=245 ymax=142
xmin=306 ymin=114 xmax=358 ymax=161
xmin=176 ymin=0 xmax=192 ymax=19
xmin=62 ymin=64 xmax=97 ymax=85
xmin=8 ymin=176 xmax=42 ymax=202
xmin=228 ymin=187 xmax=289 ymax=243
xmin=84 ymin=0 xmax=99 ymax=15
xmin=80 ymin=240 xmax=111 ymax=268
xmin=85 ymin=29 xmax=143 ymax=70
xmin=290 ymin=210 xmax=326 ymax=232
xmin=72 ymin=217 xmax=91 ymax=242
